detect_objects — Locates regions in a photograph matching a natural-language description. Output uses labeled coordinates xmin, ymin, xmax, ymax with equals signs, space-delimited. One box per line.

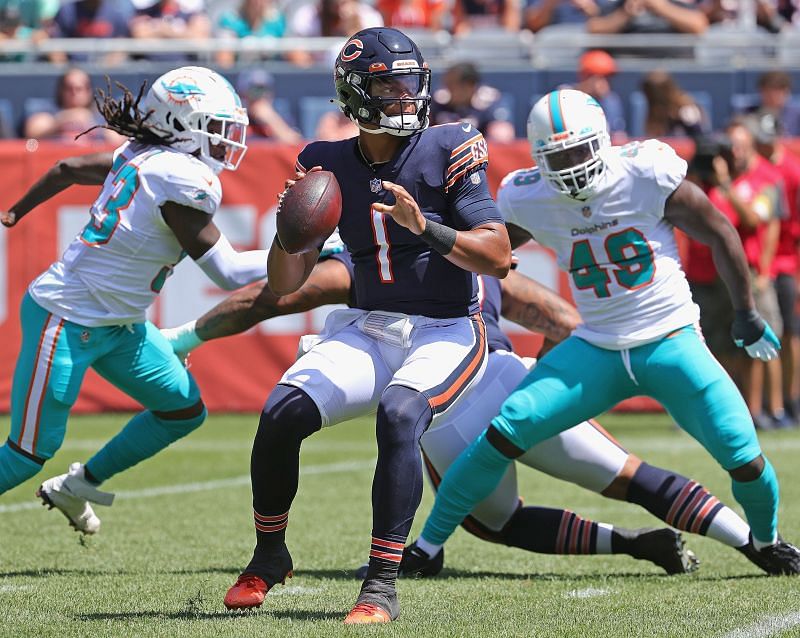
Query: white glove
xmin=160 ymin=320 xmax=204 ymax=362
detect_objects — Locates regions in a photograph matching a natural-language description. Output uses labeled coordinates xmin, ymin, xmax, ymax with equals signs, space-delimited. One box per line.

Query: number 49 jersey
xmin=498 ymin=139 xmax=699 ymax=350
xmin=29 ymin=141 xmax=222 ymax=327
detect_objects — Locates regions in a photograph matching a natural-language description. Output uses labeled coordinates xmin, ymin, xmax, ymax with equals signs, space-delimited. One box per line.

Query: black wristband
xmin=420 ymin=219 xmax=457 ymax=255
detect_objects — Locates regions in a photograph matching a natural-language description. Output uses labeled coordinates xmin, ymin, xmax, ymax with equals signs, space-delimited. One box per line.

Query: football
xmin=276 ymin=170 xmax=342 ymax=254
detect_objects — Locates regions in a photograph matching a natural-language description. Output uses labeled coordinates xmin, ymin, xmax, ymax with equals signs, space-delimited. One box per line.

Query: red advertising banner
xmin=2 ymin=137 xmax=779 ymax=413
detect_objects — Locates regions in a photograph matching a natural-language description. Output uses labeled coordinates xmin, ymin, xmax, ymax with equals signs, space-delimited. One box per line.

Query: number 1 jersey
xmin=498 ymin=139 xmax=699 ymax=350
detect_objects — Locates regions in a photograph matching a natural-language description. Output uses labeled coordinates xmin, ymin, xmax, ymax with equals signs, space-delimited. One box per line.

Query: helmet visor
xmin=367 ymin=73 xmax=427 ymax=100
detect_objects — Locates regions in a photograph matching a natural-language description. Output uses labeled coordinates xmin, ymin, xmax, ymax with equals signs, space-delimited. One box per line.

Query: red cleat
xmin=343 ymin=602 xmax=393 ymax=625
xmin=224 ymin=572 xmax=292 ymax=610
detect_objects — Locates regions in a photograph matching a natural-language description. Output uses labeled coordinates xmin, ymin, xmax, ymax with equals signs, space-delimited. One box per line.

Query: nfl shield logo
xmin=80 ymin=330 xmax=91 ymax=343
xmin=370 ymin=178 xmax=382 ymax=193
xmin=581 ymin=206 xmax=592 ymax=218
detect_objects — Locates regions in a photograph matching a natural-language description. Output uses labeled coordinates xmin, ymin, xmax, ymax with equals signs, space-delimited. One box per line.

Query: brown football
xmin=276 ymin=170 xmax=342 ymax=254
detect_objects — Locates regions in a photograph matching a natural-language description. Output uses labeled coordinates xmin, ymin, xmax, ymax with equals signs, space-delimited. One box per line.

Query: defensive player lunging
xmin=165 ymin=253 xmax=786 ymax=577
xmin=416 ymin=89 xmax=800 ymax=576
xmin=222 ymin=27 xmax=511 ymax=624
xmin=0 ymin=67 xmax=267 ymax=536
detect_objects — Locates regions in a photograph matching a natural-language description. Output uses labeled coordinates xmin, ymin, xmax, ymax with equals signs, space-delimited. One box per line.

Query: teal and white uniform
xmin=421 ymin=139 xmax=780 ymax=548
xmin=1 ymin=141 xmax=219 ymax=489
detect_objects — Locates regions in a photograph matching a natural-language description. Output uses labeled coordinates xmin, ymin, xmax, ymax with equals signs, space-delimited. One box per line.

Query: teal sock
xmin=85 ymin=409 xmax=206 ymax=483
xmin=0 ymin=443 xmax=43 ymax=494
xmin=731 ymin=457 xmax=779 ymax=546
xmin=420 ymin=430 xmax=512 ymax=546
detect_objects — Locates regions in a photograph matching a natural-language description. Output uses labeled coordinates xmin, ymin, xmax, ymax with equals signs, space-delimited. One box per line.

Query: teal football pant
xmin=422 ymin=326 xmax=779 ymax=546
xmin=0 ymin=294 xmax=202 ymax=494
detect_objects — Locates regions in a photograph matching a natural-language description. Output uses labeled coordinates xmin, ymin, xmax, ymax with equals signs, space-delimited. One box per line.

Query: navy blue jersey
xmin=296 ymin=122 xmax=503 ymax=318
xmin=478 ymin=275 xmax=513 ymax=353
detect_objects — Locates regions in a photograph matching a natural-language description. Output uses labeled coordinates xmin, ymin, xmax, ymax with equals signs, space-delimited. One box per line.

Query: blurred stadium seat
xmin=298 ymin=96 xmax=338 ymax=139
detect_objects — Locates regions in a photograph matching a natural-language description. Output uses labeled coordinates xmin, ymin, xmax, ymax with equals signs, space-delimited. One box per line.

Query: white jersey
xmin=29 ymin=141 xmax=222 ymax=327
xmin=498 ymin=139 xmax=699 ymax=349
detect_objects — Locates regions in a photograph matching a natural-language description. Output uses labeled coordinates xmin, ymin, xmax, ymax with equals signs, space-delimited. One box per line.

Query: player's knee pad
xmin=257 ymin=384 xmax=321 ymax=446
xmin=376 ymin=385 xmax=432 ymax=448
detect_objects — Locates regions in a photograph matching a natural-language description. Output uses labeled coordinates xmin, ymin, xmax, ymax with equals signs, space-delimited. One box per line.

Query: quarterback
xmin=416 ymin=89 xmax=800 ymax=574
xmin=0 ymin=67 xmax=268 ymax=535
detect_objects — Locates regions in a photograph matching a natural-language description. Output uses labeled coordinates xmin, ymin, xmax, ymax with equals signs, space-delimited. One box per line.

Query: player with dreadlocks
xmin=0 ymin=66 xmax=264 ymax=537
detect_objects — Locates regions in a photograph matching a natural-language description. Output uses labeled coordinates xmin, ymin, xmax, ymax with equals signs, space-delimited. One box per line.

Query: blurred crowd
xmin=0 ymin=0 xmax=799 ymax=65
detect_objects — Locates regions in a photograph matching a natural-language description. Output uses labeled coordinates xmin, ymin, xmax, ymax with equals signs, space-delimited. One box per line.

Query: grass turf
xmin=0 ymin=412 xmax=798 ymax=638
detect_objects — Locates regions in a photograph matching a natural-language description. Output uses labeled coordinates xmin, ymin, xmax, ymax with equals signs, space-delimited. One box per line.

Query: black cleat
xmin=737 ymin=535 xmax=800 ymax=575
xmin=628 ymin=528 xmax=700 ymax=575
xmin=398 ymin=540 xmax=444 ymax=578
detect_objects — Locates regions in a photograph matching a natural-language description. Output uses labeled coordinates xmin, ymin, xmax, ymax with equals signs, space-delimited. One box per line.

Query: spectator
xmin=215 ymin=0 xmax=286 ymax=67
xmin=49 ymin=0 xmax=134 ymax=64
xmin=587 ymin=0 xmax=708 ymax=34
xmin=430 ymin=62 xmax=515 ymax=142
xmin=377 ymin=0 xmax=446 ymax=30
xmin=129 ymin=0 xmax=211 ymax=61
xmin=747 ymin=110 xmax=800 ymax=426
xmin=524 ymin=0 xmax=598 ymax=32
xmin=23 ymin=67 xmax=124 ymax=145
xmin=315 ymin=109 xmax=359 ymax=141
xmin=684 ymin=134 xmax=740 ymax=379
xmin=0 ymin=0 xmax=58 ymax=30
xmin=0 ymin=1 xmax=51 ymax=62
xmin=236 ymin=68 xmax=302 ymax=143
xmin=288 ymin=0 xmax=383 ymax=65
xmin=452 ymin=0 xmax=521 ymax=33
xmin=641 ymin=70 xmax=710 ymax=138
xmin=741 ymin=71 xmax=800 ymax=138
xmin=702 ymin=0 xmax=788 ymax=32
xmin=709 ymin=118 xmax=787 ymax=429
xmin=574 ymin=49 xmax=626 ymax=139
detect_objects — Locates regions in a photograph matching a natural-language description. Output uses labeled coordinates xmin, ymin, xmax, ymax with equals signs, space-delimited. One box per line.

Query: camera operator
xmin=685 ymin=119 xmax=787 ymax=429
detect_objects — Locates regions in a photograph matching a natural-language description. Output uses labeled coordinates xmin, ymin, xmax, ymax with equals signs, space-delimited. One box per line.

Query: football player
xmin=222 ymin=27 xmax=512 ymax=623
xmin=0 ymin=67 xmax=268 ymax=535
xmin=163 ymin=253 xmax=781 ymax=578
xmin=416 ymin=89 xmax=800 ymax=576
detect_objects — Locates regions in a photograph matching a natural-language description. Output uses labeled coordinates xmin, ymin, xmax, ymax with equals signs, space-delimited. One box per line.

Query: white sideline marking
xmin=0 ymin=459 xmax=374 ymax=514
xmin=0 ymin=585 xmax=32 ymax=593
xmin=57 ymin=439 xmax=374 ymax=453
xmin=720 ymin=612 xmax=800 ymax=638
xmin=269 ymin=586 xmax=323 ymax=597
xmin=565 ymin=587 xmax=610 ymax=599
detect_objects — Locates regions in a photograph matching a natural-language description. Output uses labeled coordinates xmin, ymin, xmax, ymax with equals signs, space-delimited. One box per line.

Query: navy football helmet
xmin=334 ymin=27 xmax=431 ymax=137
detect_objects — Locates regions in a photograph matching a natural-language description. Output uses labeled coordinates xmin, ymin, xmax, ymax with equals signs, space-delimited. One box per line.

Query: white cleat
xmin=36 ymin=462 xmax=115 ymax=535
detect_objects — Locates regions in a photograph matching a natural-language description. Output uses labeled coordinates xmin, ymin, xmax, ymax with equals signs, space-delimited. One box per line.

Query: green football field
xmin=0 ymin=412 xmax=798 ymax=638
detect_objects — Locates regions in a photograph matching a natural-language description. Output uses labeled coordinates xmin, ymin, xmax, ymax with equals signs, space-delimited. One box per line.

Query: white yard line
xmin=0 ymin=459 xmax=374 ymax=514
xmin=720 ymin=612 xmax=800 ymax=638
xmin=564 ymin=587 xmax=610 ymax=599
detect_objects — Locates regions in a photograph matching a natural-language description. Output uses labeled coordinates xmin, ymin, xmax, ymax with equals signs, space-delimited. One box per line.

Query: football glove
xmin=731 ymin=309 xmax=780 ymax=361
xmin=160 ymin=319 xmax=203 ymax=363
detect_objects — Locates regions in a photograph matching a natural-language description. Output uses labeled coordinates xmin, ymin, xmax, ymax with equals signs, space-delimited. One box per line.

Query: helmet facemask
xmin=189 ymin=112 xmax=248 ymax=172
xmin=336 ymin=67 xmax=431 ymax=137
xmin=535 ymin=131 xmax=609 ymax=199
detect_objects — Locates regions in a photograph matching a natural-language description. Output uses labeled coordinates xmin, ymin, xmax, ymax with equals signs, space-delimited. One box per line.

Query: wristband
xmin=420 ymin=219 xmax=457 ymax=255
